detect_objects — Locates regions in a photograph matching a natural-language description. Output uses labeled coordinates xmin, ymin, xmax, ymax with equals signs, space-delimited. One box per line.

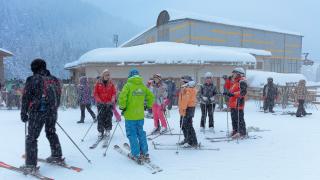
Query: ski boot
xmin=160 ymin=128 xmax=168 ymax=134
xmin=177 ymin=139 xmax=188 ymax=146
xmin=46 ymin=156 xmax=65 ymax=164
xmin=141 ymin=153 xmax=151 ymax=163
xmin=209 ymin=127 xmax=215 ymax=133
xmin=150 ymin=127 xmax=160 ymax=135
xmin=20 ymin=164 xmax=40 ymax=174
xmin=200 ymin=127 xmax=205 ymax=133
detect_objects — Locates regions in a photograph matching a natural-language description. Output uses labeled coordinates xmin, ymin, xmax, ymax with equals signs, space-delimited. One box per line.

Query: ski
xmin=89 ymin=136 xmax=105 ymax=149
xmin=22 ymin=155 xmax=82 ymax=172
xmin=207 ymin=135 xmax=262 ymax=142
xmin=123 ymin=143 xmax=163 ymax=172
xmin=113 ymin=145 xmax=157 ymax=174
xmin=0 ymin=161 xmax=54 ymax=180
xmin=147 ymin=131 xmax=181 ymax=141
xmin=152 ymin=141 xmax=220 ymax=151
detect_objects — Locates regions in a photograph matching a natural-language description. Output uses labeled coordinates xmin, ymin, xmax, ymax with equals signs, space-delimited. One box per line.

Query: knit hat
xmin=204 ymin=72 xmax=213 ymax=78
xmin=128 ymin=68 xmax=139 ymax=78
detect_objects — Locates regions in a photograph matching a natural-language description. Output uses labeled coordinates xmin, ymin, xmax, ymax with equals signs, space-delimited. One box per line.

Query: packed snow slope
xmin=0 ymin=101 xmax=319 ymax=180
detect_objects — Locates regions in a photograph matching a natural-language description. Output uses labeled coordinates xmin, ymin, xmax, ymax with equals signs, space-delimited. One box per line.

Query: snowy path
xmin=0 ymin=101 xmax=319 ymax=180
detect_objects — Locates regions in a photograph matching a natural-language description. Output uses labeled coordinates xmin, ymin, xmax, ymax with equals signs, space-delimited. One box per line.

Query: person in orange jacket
xmin=223 ymin=67 xmax=248 ymax=138
xmin=93 ymin=69 xmax=117 ymax=139
xmin=178 ymin=75 xmax=198 ymax=147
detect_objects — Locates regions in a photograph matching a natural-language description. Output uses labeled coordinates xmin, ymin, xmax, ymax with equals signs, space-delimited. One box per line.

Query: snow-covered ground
xmin=0 ymin=101 xmax=319 ymax=180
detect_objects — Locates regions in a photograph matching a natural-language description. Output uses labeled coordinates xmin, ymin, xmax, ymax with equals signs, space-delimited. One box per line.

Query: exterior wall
xmin=0 ymin=56 xmax=4 ymax=84
xmin=123 ymin=19 xmax=303 ymax=73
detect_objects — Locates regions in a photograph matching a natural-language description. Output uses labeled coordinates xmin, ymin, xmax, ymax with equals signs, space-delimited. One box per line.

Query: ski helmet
xmin=153 ymin=73 xmax=162 ymax=80
xmin=181 ymin=75 xmax=192 ymax=83
xmin=204 ymin=72 xmax=213 ymax=78
xmin=232 ymin=67 xmax=245 ymax=75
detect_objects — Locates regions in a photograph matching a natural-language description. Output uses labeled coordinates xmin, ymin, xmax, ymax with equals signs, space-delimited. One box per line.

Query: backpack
xmin=39 ymin=75 xmax=61 ymax=111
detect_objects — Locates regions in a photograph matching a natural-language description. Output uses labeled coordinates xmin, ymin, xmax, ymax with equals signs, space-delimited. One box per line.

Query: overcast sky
xmin=85 ymin=0 xmax=319 ymax=61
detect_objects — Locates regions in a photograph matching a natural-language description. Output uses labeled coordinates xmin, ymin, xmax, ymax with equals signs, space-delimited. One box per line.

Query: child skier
xmin=77 ymin=76 xmax=96 ymax=123
xmin=178 ymin=75 xmax=198 ymax=147
xmin=118 ymin=69 xmax=154 ymax=163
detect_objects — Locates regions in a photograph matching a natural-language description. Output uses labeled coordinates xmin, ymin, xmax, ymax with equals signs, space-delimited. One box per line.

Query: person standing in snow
xmin=294 ymin=79 xmax=308 ymax=117
xmin=150 ymin=73 xmax=168 ymax=134
xmin=77 ymin=76 xmax=96 ymax=123
xmin=20 ymin=59 xmax=63 ymax=172
xmin=262 ymin=77 xmax=278 ymax=113
xmin=223 ymin=67 xmax=247 ymax=138
xmin=118 ymin=69 xmax=154 ymax=163
xmin=198 ymin=72 xmax=218 ymax=133
xmin=164 ymin=77 xmax=176 ymax=110
xmin=178 ymin=76 xmax=198 ymax=147
xmin=93 ymin=69 xmax=117 ymax=139
xmin=222 ymin=75 xmax=232 ymax=109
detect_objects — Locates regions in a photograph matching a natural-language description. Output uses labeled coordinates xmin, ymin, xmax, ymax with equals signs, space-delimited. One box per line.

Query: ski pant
xmin=152 ymin=104 xmax=167 ymax=129
xmin=26 ymin=111 xmax=62 ymax=166
xmin=80 ymin=104 xmax=96 ymax=121
xmin=296 ymin=100 xmax=307 ymax=117
xmin=97 ymin=103 xmax=113 ymax=134
xmin=167 ymin=95 xmax=174 ymax=110
xmin=180 ymin=107 xmax=198 ymax=146
xmin=200 ymin=103 xmax=215 ymax=128
xmin=230 ymin=108 xmax=246 ymax=136
xmin=125 ymin=120 xmax=148 ymax=157
xmin=263 ymin=98 xmax=275 ymax=112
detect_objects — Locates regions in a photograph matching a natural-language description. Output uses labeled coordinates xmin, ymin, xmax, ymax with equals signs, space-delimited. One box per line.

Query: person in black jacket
xmin=20 ymin=59 xmax=63 ymax=173
xmin=263 ymin=77 xmax=278 ymax=113
xmin=164 ymin=78 xmax=176 ymax=110
xmin=198 ymin=72 xmax=218 ymax=133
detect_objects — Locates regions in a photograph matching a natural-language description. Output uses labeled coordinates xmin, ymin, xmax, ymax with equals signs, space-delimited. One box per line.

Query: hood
xmin=128 ymin=75 xmax=143 ymax=85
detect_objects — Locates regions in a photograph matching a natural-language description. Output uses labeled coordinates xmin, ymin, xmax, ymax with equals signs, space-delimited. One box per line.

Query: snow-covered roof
xmin=0 ymin=48 xmax=13 ymax=56
xmin=65 ymin=42 xmax=261 ymax=69
xmin=168 ymin=9 xmax=302 ymax=36
xmin=247 ymin=70 xmax=307 ymax=88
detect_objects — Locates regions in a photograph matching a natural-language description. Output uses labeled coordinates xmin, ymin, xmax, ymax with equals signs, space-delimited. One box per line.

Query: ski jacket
xmin=224 ymin=78 xmax=232 ymax=92
xmin=118 ymin=75 xmax=154 ymax=120
xmin=198 ymin=82 xmax=218 ymax=104
xmin=263 ymin=83 xmax=278 ymax=100
xmin=93 ymin=79 xmax=116 ymax=104
xmin=294 ymin=80 xmax=307 ymax=100
xmin=165 ymin=80 xmax=176 ymax=97
xmin=228 ymin=77 xmax=247 ymax=110
xmin=178 ymin=81 xmax=197 ymax=117
xmin=152 ymin=82 xmax=167 ymax=105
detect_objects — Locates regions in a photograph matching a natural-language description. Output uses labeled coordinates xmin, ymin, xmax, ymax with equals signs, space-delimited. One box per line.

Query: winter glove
xmin=21 ymin=113 xmax=28 ymax=123
xmin=202 ymin=97 xmax=208 ymax=102
xmin=120 ymin=108 xmax=126 ymax=116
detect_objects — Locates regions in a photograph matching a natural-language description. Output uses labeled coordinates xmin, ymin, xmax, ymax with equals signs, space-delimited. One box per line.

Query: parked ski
xmin=123 ymin=143 xmax=163 ymax=172
xmin=207 ymin=135 xmax=262 ymax=142
xmin=89 ymin=136 xmax=105 ymax=149
xmin=152 ymin=141 xmax=220 ymax=151
xmin=113 ymin=145 xmax=157 ymax=174
xmin=102 ymin=136 xmax=111 ymax=148
xmin=21 ymin=155 xmax=82 ymax=172
xmin=0 ymin=161 xmax=53 ymax=180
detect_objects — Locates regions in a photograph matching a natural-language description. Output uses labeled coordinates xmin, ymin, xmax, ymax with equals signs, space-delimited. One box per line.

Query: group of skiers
xmin=19 ymin=58 xmax=310 ymax=173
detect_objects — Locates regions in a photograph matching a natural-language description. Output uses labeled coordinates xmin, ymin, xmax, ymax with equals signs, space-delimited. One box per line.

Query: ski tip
xmin=71 ymin=166 xmax=83 ymax=172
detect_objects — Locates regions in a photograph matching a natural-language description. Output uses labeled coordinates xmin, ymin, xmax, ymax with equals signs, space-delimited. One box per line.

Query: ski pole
xmin=118 ymin=121 xmax=126 ymax=139
xmin=103 ymin=122 xmax=119 ymax=157
xmin=163 ymin=110 xmax=173 ymax=135
xmin=236 ymin=99 xmax=240 ymax=144
xmin=80 ymin=121 xmax=95 ymax=142
xmin=56 ymin=122 xmax=91 ymax=163
xmin=176 ymin=116 xmax=185 ymax=155
xmin=25 ymin=122 xmax=28 ymax=158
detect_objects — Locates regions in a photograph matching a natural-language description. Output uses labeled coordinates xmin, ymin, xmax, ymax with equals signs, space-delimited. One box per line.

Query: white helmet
xmin=204 ymin=72 xmax=213 ymax=78
xmin=232 ymin=67 xmax=245 ymax=75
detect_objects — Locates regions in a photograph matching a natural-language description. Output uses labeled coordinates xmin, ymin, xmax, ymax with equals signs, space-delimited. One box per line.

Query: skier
xmin=178 ymin=75 xmax=198 ymax=147
xmin=20 ymin=59 xmax=63 ymax=172
xmin=77 ymin=76 xmax=96 ymax=123
xmin=262 ymin=77 xmax=278 ymax=113
xmin=222 ymin=75 xmax=232 ymax=109
xmin=164 ymin=77 xmax=176 ymax=110
xmin=223 ymin=67 xmax=247 ymax=138
xmin=198 ymin=72 xmax=218 ymax=133
xmin=118 ymin=69 xmax=154 ymax=163
xmin=93 ymin=69 xmax=116 ymax=139
xmin=150 ymin=73 xmax=168 ymax=134
xmin=294 ymin=79 xmax=308 ymax=117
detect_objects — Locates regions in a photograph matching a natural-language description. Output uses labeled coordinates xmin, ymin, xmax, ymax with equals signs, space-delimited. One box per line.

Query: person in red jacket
xmin=223 ymin=67 xmax=247 ymax=138
xmin=223 ymin=75 xmax=232 ymax=108
xmin=93 ymin=69 xmax=116 ymax=139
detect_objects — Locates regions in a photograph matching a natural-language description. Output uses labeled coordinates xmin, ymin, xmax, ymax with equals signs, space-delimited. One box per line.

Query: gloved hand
xmin=202 ymin=97 xmax=208 ymax=102
xmin=226 ymin=92 xmax=234 ymax=97
xmin=120 ymin=108 xmax=126 ymax=116
xmin=21 ymin=113 xmax=28 ymax=123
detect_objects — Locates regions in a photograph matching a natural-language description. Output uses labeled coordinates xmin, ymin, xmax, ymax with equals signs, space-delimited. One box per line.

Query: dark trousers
xmin=263 ymin=98 xmax=275 ymax=112
xmin=167 ymin=95 xmax=174 ymax=110
xmin=200 ymin=103 xmax=215 ymax=128
xmin=230 ymin=108 xmax=246 ymax=136
xmin=26 ymin=111 xmax=62 ymax=166
xmin=97 ymin=104 xmax=113 ymax=134
xmin=80 ymin=104 xmax=96 ymax=121
xmin=180 ymin=111 xmax=198 ymax=146
xmin=296 ymin=100 xmax=307 ymax=117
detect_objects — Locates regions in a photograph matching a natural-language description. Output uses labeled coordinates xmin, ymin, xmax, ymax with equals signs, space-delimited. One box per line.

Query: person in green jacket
xmin=118 ymin=69 xmax=154 ymax=164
